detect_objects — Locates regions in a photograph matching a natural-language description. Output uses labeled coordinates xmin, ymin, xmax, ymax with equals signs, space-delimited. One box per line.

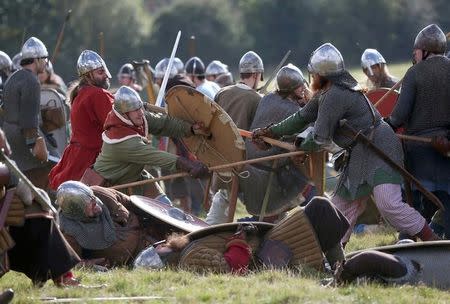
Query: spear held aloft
xmin=51 ymin=9 xmax=72 ymax=64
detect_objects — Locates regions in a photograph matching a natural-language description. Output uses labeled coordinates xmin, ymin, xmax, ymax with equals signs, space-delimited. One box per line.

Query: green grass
xmin=2 ymin=228 xmax=448 ymax=303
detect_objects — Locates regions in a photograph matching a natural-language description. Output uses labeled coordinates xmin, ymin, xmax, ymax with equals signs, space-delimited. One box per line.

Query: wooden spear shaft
xmin=111 ymin=150 xmax=305 ymax=190
xmin=51 ymin=9 xmax=72 ymax=64
xmin=397 ymin=134 xmax=432 ymax=144
xmin=239 ymin=129 xmax=296 ymax=151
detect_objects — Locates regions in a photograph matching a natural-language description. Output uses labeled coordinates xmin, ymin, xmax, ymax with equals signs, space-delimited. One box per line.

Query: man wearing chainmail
xmin=2 ymin=37 xmax=50 ymax=189
xmin=57 ymin=181 xmax=181 ymax=266
xmin=238 ymin=64 xmax=311 ymax=218
xmin=206 ymin=51 xmax=263 ymax=224
xmin=253 ymin=43 xmax=438 ymax=244
xmin=387 ymin=24 xmax=450 ymax=238
xmin=361 ymin=49 xmax=398 ymax=90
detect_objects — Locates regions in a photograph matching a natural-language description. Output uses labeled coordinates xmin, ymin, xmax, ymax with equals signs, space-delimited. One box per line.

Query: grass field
xmin=2 ymin=227 xmax=449 ymax=303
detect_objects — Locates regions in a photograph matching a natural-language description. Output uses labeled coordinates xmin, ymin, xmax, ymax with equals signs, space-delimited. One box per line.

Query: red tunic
xmin=49 ymin=86 xmax=113 ymax=190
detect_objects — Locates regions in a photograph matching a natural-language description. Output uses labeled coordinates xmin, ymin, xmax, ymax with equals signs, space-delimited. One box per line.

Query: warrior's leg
xmin=205 ymin=189 xmax=229 ymax=225
xmin=331 ymin=195 xmax=367 ymax=243
xmin=340 ymin=250 xmax=407 ymax=283
xmin=372 ymin=184 xmax=437 ymax=241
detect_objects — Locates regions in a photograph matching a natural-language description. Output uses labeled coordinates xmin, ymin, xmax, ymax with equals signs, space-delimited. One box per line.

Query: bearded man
xmin=253 ymin=43 xmax=438 ymax=244
xmin=49 ymin=50 xmax=113 ymax=190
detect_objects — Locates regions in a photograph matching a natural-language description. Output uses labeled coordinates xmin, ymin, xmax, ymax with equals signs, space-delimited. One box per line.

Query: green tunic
xmin=94 ymin=111 xmax=192 ymax=190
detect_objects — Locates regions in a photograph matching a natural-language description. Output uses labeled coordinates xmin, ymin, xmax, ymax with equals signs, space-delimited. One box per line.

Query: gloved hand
xmin=251 ymin=127 xmax=275 ymax=150
xmin=431 ymin=136 xmax=450 ymax=157
xmin=176 ymin=157 xmax=210 ymax=178
xmin=190 ymin=121 xmax=211 ymax=137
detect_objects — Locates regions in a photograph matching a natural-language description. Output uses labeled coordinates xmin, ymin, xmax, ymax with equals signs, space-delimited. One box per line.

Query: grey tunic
xmin=2 ymin=69 xmax=43 ymax=171
xmin=271 ymin=85 xmax=403 ymax=200
xmin=390 ymin=55 xmax=450 ymax=192
xmin=240 ymin=93 xmax=308 ymax=215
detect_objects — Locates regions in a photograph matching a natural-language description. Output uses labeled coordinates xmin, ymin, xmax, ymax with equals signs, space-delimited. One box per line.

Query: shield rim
xmin=130 ymin=195 xmax=209 ymax=233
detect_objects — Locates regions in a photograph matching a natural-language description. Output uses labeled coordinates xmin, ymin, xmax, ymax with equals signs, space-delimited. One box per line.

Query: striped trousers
xmin=332 ymin=183 xmax=426 ymax=243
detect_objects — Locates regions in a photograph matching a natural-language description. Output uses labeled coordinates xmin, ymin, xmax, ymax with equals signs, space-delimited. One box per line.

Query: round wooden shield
xmin=346 ymin=240 xmax=450 ymax=289
xmin=130 ymin=195 xmax=209 ymax=233
xmin=40 ymin=87 xmax=69 ymax=157
xmin=366 ymin=87 xmax=399 ymax=117
xmin=165 ymin=85 xmax=246 ymax=173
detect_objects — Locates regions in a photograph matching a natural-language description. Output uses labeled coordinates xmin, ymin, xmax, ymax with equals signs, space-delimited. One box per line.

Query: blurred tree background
xmin=0 ymin=0 xmax=448 ymax=83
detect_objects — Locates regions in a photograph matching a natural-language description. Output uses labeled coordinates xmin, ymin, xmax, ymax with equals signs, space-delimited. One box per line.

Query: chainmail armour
xmin=315 ymin=84 xmax=403 ymax=199
xmin=59 ymin=198 xmax=117 ymax=250
xmin=390 ymin=55 xmax=450 ymax=191
xmin=272 ymin=71 xmax=403 ymax=200
xmin=391 ymin=56 xmax=450 ymax=135
xmin=240 ymin=93 xmax=308 ymax=215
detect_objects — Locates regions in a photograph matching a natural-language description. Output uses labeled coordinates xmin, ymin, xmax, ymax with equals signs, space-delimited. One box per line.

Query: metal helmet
xmin=361 ymin=49 xmax=386 ymax=76
xmin=185 ymin=57 xmax=205 ymax=76
xmin=205 ymin=60 xmax=228 ymax=76
xmin=239 ymin=51 xmax=264 ymax=74
xmin=154 ymin=58 xmax=177 ymax=79
xmin=21 ymin=37 xmax=48 ymax=60
xmin=12 ymin=53 xmax=22 ymax=71
xmin=77 ymin=50 xmax=111 ymax=78
xmin=413 ymin=24 xmax=447 ymax=54
xmin=173 ymin=57 xmax=184 ymax=74
xmin=215 ymin=72 xmax=234 ymax=87
xmin=56 ymin=180 xmax=95 ymax=218
xmin=117 ymin=63 xmax=135 ymax=79
xmin=0 ymin=51 xmax=12 ymax=71
xmin=276 ymin=63 xmax=306 ymax=92
xmin=114 ymin=85 xmax=143 ymax=114
xmin=307 ymin=43 xmax=345 ymax=76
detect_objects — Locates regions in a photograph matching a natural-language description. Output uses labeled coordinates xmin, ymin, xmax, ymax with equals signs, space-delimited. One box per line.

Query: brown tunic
xmin=215 ymin=83 xmax=261 ymax=131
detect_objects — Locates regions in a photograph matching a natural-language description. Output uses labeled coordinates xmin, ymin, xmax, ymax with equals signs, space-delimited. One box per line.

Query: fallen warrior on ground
xmin=134 ymin=196 xmax=349 ymax=274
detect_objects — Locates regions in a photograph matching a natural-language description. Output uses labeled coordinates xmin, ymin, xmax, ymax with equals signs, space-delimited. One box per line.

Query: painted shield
xmin=130 ymin=195 xmax=209 ymax=233
xmin=165 ymin=85 xmax=246 ymax=174
xmin=346 ymin=240 xmax=450 ymax=289
xmin=40 ymin=87 xmax=69 ymax=157
xmin=365 ymin=87 xmax=399 ymax=118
